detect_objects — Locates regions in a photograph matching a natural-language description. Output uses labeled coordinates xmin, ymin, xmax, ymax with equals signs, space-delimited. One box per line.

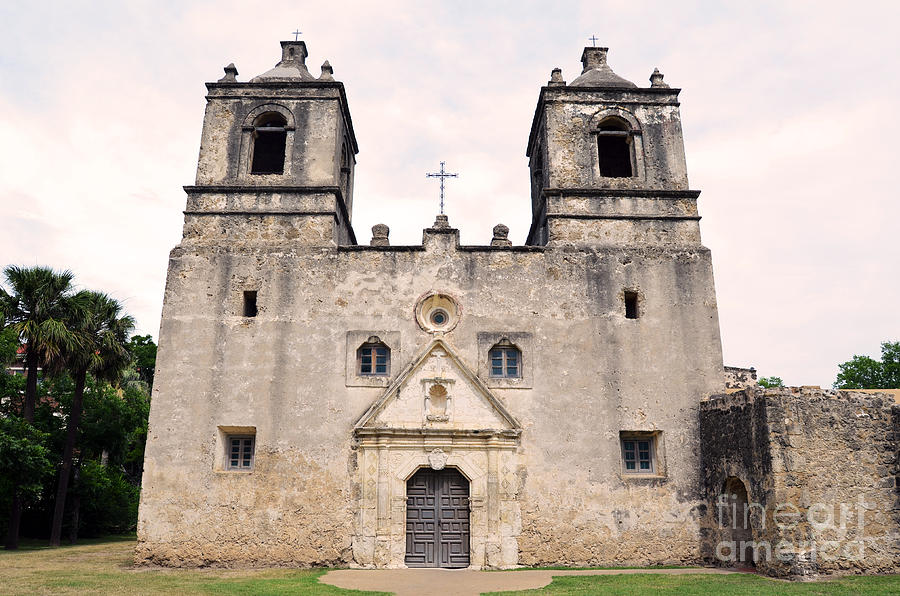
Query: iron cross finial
xmin=292 ymin=29 xmax=302 ymax=41
xmin=589 ymin=35 xmax=599 ymax=47
xmin=426 ymin=161 xmax=459 ymax=215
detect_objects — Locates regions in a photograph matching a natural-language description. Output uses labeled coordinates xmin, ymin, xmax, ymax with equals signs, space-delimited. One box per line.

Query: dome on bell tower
xmin=250 ymin=40 xmax=317 ymax=82
xmin=569 ymin=47 xmax=636 ymax=88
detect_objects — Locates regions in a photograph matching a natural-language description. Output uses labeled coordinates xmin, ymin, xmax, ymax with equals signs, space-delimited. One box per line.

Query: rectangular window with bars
xmin=621 ymin=434 xmax=655 ymax=474
xmin=227 ymin=436 xmax=255 ymax=470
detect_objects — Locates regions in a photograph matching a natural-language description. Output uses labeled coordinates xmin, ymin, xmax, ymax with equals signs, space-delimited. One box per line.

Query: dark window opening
xmin=340 ymin=144 xmax=351 ymax=195
xmin=489 ymin=343 xmax=521 ymax=378
xmin=358 ymin=341 xmax=390 ymax=376
xmin=624 ymin=291 xmax=639 ymax=319
xmin=251 ymin=113 xmax=287 ymax=174
xmin=597 ymin=119 xmax=633 ymax=178
xmin=532 ymin=148 xmax=544 ymax=188
xmin=243 ymin=290 xmax=258 ymax=317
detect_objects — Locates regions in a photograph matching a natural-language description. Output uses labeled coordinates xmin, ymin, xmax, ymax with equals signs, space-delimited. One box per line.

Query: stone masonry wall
xmin=723 ymin=366 xmax=757 ymax=393
xmin=700 ymin=387 xmax=900 ymax=578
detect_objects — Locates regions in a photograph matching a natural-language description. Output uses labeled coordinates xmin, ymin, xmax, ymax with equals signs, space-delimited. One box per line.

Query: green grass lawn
xmin=0 ymin=538 xmax=385 ymax=595
xmin=1 ymin=537 xmax=899 ymax=595
xmin=486 ymin=573 xmax=900 ymax=595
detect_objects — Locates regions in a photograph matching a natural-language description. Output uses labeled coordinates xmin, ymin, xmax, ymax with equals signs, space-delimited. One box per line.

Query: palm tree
xmin=49 ymin=291 xmax=134 ymax=546
xmin=0 ymin=265 xmax=80 ymax=550
xmin=0 ymin=266 xmax=79 ymax=422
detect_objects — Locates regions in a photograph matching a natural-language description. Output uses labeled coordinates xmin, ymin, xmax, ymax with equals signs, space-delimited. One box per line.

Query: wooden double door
xmin=405 ymin=467 xmax=470 ymax=568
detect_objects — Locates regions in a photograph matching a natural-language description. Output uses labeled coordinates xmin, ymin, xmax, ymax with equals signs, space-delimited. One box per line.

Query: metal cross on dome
xmin=292 ymin=29 xmax=302 ymax=41
xmin=426 ymin=161 xmax=458 ymax=215
xmin=589 ymin=35 xmax=599 ymax=47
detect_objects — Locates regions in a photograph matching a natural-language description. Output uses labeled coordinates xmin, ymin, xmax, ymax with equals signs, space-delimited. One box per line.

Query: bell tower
xmin=184 ymin=40 xmax=358 ymax=246
xmin=526 ymin=46 xmax=698 ymax=247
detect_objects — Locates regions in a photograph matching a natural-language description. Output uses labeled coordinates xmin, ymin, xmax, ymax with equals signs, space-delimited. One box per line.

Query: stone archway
xmin=722 ymin=477 xmax=756 ymax=567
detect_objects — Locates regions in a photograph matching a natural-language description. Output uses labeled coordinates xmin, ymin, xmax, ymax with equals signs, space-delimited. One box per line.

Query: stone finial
xmin=491 ymin=224 xmax=512 ymax=247
xmin=650 ymin=68 xmax=669 ymax=88
xmin=580 ymin=46 xmax=609 ymax=74
xmin=319 ymin=60 xmax=334 ymax=81
xmin=218 ymin=63 xmax=238 ymax=83
xmin=432 ymin=214 xmax=450 ymax=229
xmin=548 ymin=67 xmax=566 ymax=86
xmin=370 ymin=224 xmax=390 ymax=246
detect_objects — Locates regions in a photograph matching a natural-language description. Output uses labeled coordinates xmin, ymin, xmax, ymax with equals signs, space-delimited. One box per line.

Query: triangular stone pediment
xmin=354 ymin=338 xmax=520 ymax=434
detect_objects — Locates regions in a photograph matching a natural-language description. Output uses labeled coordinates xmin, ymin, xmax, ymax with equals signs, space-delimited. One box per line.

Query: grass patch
xmin=501 ymin=564 xmax=697 ymax=571
xmin=3 ymin=537 xmax=899 ymax=595
xmin=0 ymin=538 xmax=386 ymax=595
xmin=2 ymin=534 xmax=136 ymax=552
xmin=485 ymin=573 xmax=900 ymax=595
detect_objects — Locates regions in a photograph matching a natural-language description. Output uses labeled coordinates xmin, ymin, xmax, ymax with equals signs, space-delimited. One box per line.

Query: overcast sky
xmin=1 ymin=1 xmax=897 ymax=387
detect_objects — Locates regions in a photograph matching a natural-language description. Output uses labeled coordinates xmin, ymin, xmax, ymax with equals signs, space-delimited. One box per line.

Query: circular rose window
xmin=415 ymin=293 xmax=460 ymax=333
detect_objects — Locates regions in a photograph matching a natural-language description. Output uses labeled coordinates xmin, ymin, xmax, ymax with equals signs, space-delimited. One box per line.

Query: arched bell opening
xmin=250 ymin=112 xmax=288 ymax=174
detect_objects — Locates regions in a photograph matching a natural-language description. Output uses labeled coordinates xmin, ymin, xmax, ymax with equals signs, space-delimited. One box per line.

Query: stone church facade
xmin=136 ymin=40 xmax=900 ymax=576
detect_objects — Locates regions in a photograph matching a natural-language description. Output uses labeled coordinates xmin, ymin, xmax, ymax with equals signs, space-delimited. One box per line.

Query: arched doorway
xmin=722 ymin=477 xmax=756 ymax=567
xmin=405 ymin=467 xmax=470 ymax=568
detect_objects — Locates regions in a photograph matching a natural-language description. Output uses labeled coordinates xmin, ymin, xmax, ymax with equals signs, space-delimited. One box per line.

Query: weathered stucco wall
xmin=137 ymin=224 xmax=724 ymax=567
xmin=700 ymin=387 xmax=900 ymax=578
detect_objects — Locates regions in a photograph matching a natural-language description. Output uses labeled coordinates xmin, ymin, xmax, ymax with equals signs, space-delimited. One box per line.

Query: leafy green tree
xmin=0 ymin=265 xmax=80 ymax=549
xmin=834 ymin=341 xmax=900 ymax=389
xmin=0 ymin=418 xmax=53 ymax=516
xmin=127 ymin=335 xmax=157 ymax=390
xmin=76 ymin=460 xmax=140 ymax=536
xmin=49 ymin=292 xmax=134 ymax=546
xmin=0 ymin=326 xmax=18 ymax=366
xmin=758 ymin=376 xmax=784 ymax=388
xmin=0 ymin=327 xmax=24 ymax=409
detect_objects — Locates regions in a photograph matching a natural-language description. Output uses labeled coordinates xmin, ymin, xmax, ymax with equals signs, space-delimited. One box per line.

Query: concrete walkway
xmin=320 ymin=567 xmax=741 ymax=596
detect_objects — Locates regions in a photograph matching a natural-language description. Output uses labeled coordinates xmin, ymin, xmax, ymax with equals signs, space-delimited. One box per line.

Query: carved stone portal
xmin=352 ymin=338 xmax=523 ymax=569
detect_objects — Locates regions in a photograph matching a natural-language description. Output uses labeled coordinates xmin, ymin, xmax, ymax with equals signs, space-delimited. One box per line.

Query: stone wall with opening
xmin=700 ymin=386 xmax=900 ymax=578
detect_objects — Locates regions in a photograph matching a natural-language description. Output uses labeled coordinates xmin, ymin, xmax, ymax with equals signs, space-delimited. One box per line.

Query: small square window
xmin=620 ymin=433 xmax=656 ymax=474
xmin=227 ymin=435 xmax=255 ymax=470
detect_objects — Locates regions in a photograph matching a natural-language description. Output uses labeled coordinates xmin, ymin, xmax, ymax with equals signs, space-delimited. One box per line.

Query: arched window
xmin=250 ymin=112 xmax=288 ymax=174
xmin=357 ymin=338 xmax=390 ymax=376
xmin=596 ymin=117 xmax=633 ymax=178
xmin=489 ymin=340 xmax=521 ymax=378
